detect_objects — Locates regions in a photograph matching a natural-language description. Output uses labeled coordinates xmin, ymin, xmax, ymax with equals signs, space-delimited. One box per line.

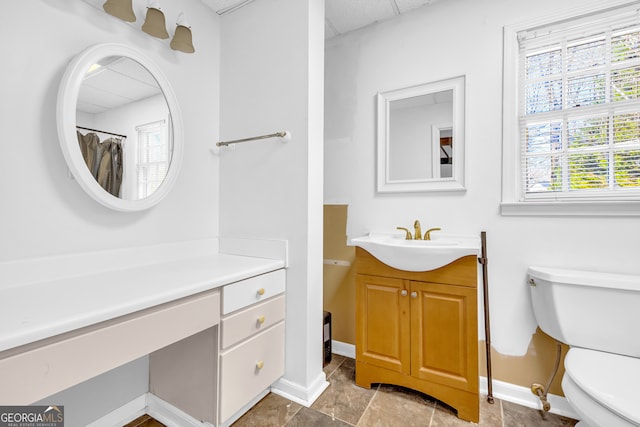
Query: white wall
xmin=1 ymin=0 xmax=220 ymax=261
xmin=1 ymin=0 xmax=220 ymax=422
xmin=389 ymin=102 xmax=452 ymax=180
xmin=219 ymin=0 xmax=327 ymax=404
xmin=34 ymin=358 xmax=148 ymax=427
xmin=324 ymin=0 xmax=640 ymax=357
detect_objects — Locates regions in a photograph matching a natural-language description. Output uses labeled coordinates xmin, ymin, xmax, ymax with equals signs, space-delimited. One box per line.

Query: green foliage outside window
xmin=523 ymin=26 xmax=640 ymax=195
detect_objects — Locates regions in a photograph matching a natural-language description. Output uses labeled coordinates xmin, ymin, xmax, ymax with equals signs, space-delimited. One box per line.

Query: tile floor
xmin=124 ymin=414 xmax=166 ymax=427
xmin=232 ymin=355 xmax=578 ymax=427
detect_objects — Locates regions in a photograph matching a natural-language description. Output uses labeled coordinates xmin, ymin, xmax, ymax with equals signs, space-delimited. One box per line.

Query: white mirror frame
xmin=376 ymin=75 xmax=466 ymax=193
xmin=57 ymin=43 xmax=183 ymax=212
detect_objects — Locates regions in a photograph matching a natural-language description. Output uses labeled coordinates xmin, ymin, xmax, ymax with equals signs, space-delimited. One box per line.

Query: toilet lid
xmin=565 ymin=348 xmax=640 ymax=424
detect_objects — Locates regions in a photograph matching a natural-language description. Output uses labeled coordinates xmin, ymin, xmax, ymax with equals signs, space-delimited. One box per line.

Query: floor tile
xmin=123 ymin=414 xmax=165 ymax=427
xmin=232 ymin=393 xmax=303 ymax=427
xmin=478 ymin=396 xmax=503 ymax=426
xmin=311 ymin=358 xmax=377 ymax=425
xmin=502 ymin=401 xmax=577 ymax=427
xmin=431 ymin=401 xmax=480 ymax=427
xmin=230 ymin=355 xmax=579 ymax=427
xmin=324 ymin=354 xmax=347 ymax=378
xmin=357 ymin=384 xmax=436 ymax=427
xmin=287 ymin=407 xmax=354 ymax=427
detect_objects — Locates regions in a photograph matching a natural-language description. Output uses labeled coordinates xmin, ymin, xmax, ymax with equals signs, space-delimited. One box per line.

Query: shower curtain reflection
xmin=77 ymin=131 xmax=124 ymax=197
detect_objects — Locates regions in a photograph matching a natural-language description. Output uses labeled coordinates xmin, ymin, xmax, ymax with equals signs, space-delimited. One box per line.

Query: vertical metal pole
xmin=479 ymin=231 xmax=494 ymax=403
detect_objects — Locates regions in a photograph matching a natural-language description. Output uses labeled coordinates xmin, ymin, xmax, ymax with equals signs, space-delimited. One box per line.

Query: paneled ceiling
xmin=201 ymin=0 xmax=438 ymax=38
xmin=77 ymin=57 xmax=162 ymax=114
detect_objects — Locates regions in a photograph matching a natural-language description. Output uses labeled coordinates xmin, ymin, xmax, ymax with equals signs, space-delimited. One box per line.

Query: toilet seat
xmin=564 ymin=348 xmax=640 ymax=426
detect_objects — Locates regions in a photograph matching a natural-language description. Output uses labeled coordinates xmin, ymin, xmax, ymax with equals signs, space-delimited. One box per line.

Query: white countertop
xmin=0 ymin=252 xmax=284 ymax=353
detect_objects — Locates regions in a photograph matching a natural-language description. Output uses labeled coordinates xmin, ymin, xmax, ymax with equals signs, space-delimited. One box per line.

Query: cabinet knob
xmin=257 ymin=288 xmax=266 ymax=296
xmin=256 ymin=360 xmax=264 ymax=369
xmin=400 ymin=290 xmax=408 ymax=296
xmin=257 ymin=315 xmax=266 ymax=325
xmin=411 ymin=291 xmax=418 ymax=298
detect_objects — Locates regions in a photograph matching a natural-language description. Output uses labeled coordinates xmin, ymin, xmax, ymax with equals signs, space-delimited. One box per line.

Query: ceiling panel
xmin=395 ymin=0 xmax=433 ymax=14
xmin=325 ymin=0 xmax=397 ymax=35
xmin=201 ymin=0 xmax=257 ymax=15
xmin=78 ymin=59 xmax=163 ymax=114
xmin=202 ymin=0 xmax=439 ymax=38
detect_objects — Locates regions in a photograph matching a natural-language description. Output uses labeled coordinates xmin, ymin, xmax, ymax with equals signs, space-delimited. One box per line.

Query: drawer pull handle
xmin=256 ymin=360 xmax=264 ymax=369
xmin=411 ymin=291 xmax=418 ymax=298
xmin=400 ymin=290 xmax=408 ymax=296
xmin=257 ymin=315 xmax=266 ymax=325
xmin=257 ymin=288 xmax=266 ymax=296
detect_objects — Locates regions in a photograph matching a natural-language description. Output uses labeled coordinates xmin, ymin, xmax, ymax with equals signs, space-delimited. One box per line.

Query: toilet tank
xmin=528 ymin=266 xmax=640 ymax=358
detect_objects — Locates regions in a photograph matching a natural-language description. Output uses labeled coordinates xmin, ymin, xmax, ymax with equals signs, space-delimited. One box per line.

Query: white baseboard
xmin=87 ymin=394 xmax=147 ymax=427
xmin=331 ymin=340 xmax=355 ymax=358
xmin=332 ymin=340 xmax=579 ymax=420
xmin=146 ymin=394 xmax=214 ymax=426
xmin=480 ymin=377 xmax=578 ymax=419
xmin=87 ymin=393 xmax=213 ymax=427
xmin=87 ymin=375 xmax=331 ymax=426
xmin=271 ymin=372 xmax=330 ymax=407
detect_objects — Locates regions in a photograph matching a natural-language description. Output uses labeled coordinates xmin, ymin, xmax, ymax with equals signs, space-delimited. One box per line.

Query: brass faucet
xmin=396 ymin=227 xmax=412 ymax=239
xmin=397 ymin=220 xmax=441 ymax=240
xmin=424 ymin=227 xmax=441 ymax=240
xmin=413 ymin=220 xmax=423 ymax=240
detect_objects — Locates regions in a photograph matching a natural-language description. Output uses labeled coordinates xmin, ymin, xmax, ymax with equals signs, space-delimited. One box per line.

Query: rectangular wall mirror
xmin=377 ymin=76 xmax=466 ymax=193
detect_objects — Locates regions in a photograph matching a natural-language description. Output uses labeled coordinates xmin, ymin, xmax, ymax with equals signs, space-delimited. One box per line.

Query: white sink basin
xmin=350 ymin=233 xmax=480 ymax=271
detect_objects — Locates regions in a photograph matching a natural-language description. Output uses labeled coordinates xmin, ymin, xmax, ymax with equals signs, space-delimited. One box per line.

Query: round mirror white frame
xmin=57 ymin=43 xmax=183 ymax=212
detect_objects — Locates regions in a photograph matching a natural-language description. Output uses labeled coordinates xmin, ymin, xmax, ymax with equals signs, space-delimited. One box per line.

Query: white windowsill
xmin=500 ymin=200 xmax=640 ymax=216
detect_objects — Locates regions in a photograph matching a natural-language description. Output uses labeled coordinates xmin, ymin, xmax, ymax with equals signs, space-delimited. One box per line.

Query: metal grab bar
xmin=216 ymin=131 xmax=288 ymax=147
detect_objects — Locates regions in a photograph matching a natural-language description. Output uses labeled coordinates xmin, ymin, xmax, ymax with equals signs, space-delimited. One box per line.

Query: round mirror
xmin=57 ymin=43 xmax=183 ymax=211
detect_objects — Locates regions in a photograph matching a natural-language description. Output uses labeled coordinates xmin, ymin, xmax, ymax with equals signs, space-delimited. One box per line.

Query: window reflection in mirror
xmin=136 ymin=120 xmax=170 ymax=199
xmin=75 ymin=56 xmax=171 ymax=200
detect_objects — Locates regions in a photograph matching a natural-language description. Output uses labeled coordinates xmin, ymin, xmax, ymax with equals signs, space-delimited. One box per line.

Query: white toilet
xmin=528 ymin=266 xmax=640 ymax=427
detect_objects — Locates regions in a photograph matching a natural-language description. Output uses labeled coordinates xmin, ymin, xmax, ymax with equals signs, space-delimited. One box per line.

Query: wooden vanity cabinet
xmin=355 ymin=248 xmax=479 ymax=423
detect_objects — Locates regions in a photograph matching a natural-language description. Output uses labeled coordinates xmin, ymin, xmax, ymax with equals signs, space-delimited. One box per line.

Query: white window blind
xmin=518 ymin=6 xmax=640 ymax=201
xmin=136 ymin=120 xmax=169 ymax=199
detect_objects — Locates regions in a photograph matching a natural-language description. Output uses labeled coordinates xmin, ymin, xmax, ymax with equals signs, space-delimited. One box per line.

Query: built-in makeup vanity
xmin=0 ymin=238 xmax=287 ymax=426
xmin=4 ymin=40 xmax=291 ymax=426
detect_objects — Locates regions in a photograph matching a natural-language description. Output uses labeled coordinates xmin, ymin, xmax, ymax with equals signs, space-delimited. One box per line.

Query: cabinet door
xmin=410 ymin=281 xmax=478 ymax=392
xmin=356 ymin=274 xmax=410 ymax=374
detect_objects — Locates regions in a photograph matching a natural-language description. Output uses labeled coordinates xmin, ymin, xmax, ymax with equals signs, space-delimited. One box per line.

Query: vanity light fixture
xmin=141 ymin=0 xmax=169 ymax=39
xmin=103 ymin=0 xmax=136 ymax=22
xmin=170 ymin=13 xmax=195 ymax=54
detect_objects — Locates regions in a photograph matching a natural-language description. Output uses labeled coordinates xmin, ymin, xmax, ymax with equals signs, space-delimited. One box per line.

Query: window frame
xmin=501 ymin=0 xmax=640 ymax=216
xmin=136 ymin=119 xmax=171 ymax=199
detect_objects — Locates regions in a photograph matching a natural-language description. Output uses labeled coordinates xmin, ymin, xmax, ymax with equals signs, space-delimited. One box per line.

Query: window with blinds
xmin=518 ymin=6 xmax=640 ymax=201
xmin=136 ymin=120 xmax=169 ymax=199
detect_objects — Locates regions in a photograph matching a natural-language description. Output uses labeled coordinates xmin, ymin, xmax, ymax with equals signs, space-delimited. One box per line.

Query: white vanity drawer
xmin=222 ymin=269 xmax=285 ymax=314
xmin=221 ymin=295 xmax=285 ymax=349
xmin=219 ymin=321 xmax=285 ymax=423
